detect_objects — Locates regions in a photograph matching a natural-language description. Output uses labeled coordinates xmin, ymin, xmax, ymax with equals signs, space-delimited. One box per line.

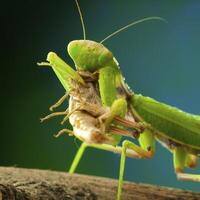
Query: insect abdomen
xmin=132 ymin=94 xmax=200 ymax=150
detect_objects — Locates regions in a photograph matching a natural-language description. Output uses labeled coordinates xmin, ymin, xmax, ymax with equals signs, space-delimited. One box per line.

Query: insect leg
xmin=54 ymin=128 xmax=74 ymax=138
xmin=98 ymin=97 xmax=127 ymax=132
xmin=114 ymin=116 xmax=146 ymax=131
xmin=69 ymin=139 xmax=154 ymax=200
xmin=117 ymin=139 xmax=154 ymax=200
xmin=177 ymin=172 xmax=200 ymax=182
xmin=49 ymin=93 xmax=68 ymax=111
xmin=98 ymin=66 xmax=118 ymax=107
xmin=173 ymin=147 xmax=200 ymax=182
xmin=69 ymin=141 xmax=146 ymax=174
xmin=69 ymin=142 xmax=88 ymax=173
xmin=40 ymin=111 xmax=68 ymax=122
xmin=61 ymin=105 xmax=82 ymax=124
xmin=138 ymin=130 xmax=156 ymax=154
xmin=108 ymin=102 xmax=156 ymax=152
xmin=185 ymin=154 xmax=198 ymax=168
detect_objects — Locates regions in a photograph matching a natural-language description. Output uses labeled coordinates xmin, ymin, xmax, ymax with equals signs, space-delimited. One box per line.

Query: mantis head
xmin=68 ymin=1 xmax=166 ymax=73
xmin=67 ymin=40 xmax=114 ymax=72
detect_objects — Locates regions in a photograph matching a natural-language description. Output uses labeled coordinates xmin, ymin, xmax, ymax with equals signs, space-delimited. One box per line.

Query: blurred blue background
xmin=1 ymin=0 xmax=200 ymax=192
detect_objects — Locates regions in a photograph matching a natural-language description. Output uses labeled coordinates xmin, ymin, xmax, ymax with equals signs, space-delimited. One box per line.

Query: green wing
xmin=132 ymin=94 xmax=200 ymax=150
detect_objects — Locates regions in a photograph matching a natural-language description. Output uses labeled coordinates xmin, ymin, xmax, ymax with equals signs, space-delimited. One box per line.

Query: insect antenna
xmin=100 ymin=17 xmax=167 ymax=44
xmin=75 ymin=0 xmax=86 ymax=40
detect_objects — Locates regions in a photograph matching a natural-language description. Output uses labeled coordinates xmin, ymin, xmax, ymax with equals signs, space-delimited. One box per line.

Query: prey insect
xmin=38 ymin=0 xmax=200 ymax=199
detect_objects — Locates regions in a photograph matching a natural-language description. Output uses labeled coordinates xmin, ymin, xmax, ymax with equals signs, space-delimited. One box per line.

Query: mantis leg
xmin=117 ymin=139 xmax=154 ymax=200
xmin=173 ymin=147 xmax=200 ymax=182
xmin=98 ymin=97 xmax=128 ymax=132
xmin=69 ymin=142 xmax=87 ymax=173
xmin=177 ymin=173 xmax=200 ymax=182
xmin=69 ymin=135 xmax=155 ymax=200
xmin=69 ymin=96 xmax=137 ymax=174
xmin=69 ymin=142 xmax=142 ymax=174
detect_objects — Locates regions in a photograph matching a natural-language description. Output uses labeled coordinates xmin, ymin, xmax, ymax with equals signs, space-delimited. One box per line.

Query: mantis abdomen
xmin=132 ymin=94 xmax=200 ymax=151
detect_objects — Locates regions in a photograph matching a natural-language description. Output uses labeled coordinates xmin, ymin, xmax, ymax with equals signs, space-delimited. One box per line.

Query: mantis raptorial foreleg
xmin=98 ymin=97 xmax=127 ymax=132
xmin=173 ymin=147 xmax=200 ymax=182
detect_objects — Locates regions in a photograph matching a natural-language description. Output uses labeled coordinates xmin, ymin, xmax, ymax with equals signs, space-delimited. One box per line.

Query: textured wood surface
xmin=0 ymin=167 xmax=200 ymax=200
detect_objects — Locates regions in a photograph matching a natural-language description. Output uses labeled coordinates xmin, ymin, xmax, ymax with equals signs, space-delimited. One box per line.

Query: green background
xmin=1 ymin=0 xmax=200 ymax=192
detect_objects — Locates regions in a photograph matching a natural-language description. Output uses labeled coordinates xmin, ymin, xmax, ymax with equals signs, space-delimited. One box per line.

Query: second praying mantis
xmin=38 ymin=1 xmax=200 ymax=199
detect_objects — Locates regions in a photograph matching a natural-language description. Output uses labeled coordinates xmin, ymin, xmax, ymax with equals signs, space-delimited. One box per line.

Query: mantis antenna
xmin=75 ymin=0 xmax=86 ymax=40
xmin=100 ymin=17 xmax=167 ymax=44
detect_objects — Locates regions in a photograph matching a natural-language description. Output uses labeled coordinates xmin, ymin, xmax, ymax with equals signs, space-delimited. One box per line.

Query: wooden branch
xmin=0 ymin=167 xmax=199 ymax=200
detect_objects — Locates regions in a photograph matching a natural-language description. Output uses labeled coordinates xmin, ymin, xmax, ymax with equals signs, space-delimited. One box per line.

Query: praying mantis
xmin=38 ymin=0 xmax=200 ymax=199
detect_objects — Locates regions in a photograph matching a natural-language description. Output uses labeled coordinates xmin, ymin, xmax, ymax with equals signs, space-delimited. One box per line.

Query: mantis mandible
xmin=38 ymin=1 xmax=200 ymax=199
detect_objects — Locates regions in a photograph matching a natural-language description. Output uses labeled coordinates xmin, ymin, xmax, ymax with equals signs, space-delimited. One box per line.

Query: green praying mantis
xmin=38 ymin=0 xmax=200 ymax=199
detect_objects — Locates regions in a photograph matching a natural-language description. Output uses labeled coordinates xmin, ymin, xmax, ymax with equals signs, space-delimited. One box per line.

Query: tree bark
xmin=0 ymin=167 xmax=199 ymax=200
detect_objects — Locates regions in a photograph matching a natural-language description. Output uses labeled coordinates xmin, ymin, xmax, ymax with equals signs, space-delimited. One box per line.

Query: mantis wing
xmin=131 ymin=94 xmax=200 ymax=150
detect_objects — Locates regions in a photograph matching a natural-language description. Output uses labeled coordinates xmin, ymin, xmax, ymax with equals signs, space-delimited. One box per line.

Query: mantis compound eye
xmin=67 ymin=40 xmax=79 ymax=61
xmin=98 ymin=50 xmax=113 ymax=66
